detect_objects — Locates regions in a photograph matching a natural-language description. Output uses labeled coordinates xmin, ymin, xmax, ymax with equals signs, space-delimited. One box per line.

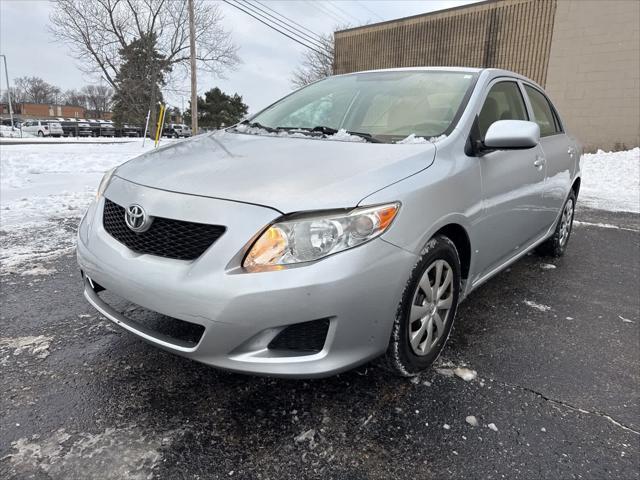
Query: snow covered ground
xmin=0 ymin=139 xmax=172 ymax=272
xmin=0 ymin=136 xmax=139 ymax=143
xmin=0 ymin=143 xmax=637 ymax=273
xmin=579 ymin=148 xmax=639 ymax=213
xmin=0 ymin=125 xmax=34 ymax=138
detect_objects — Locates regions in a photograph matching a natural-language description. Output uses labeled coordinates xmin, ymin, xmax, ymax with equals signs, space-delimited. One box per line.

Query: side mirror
xmin=483 ymin=120 xmax=540 ymax=150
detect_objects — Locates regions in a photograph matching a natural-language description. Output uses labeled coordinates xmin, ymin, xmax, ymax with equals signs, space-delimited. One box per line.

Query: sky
xmin=0 ymin=0 xmax=480 ymax=113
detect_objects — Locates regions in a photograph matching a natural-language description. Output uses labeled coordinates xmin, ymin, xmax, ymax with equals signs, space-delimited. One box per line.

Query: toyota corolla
xmin=77 ymin=67 xmax=581 ymax=377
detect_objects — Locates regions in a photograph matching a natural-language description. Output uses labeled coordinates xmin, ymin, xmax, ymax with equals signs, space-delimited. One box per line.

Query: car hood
xmin=115 ymin=130 xmax=436 ymax=213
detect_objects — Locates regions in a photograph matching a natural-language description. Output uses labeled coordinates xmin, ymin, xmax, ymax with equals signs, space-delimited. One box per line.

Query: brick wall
xmin=544 ymin=0 xmax=640 ymax=152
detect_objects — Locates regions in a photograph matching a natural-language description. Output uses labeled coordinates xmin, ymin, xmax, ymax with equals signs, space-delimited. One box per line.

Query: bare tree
xmin=49 ymin=0 xmax=240 ymax=88
xmin=290 ymin=33 xmax=335 ymax=88
xmin=2 ymin=86 xmax=26 ymax=104
xmin=82 ymin=84 xmax=114 ymax=118
xmin=10 ymin=76 xmax=61 ymax=103
xmin=63 ymin=89 xmax=87 ymax=107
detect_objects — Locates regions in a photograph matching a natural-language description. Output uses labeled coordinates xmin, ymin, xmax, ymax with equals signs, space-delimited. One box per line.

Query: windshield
xmin=248 ymin=70 xmax=476 ymax=143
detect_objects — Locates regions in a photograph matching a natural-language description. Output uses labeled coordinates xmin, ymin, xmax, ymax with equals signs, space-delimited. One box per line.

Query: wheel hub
xmin=408 ymin=259 xmax=454 ymax=356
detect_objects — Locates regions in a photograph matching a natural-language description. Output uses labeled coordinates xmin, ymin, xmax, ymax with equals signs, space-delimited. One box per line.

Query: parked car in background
xmin=57 ymin=118 xmax=92 ymax=137
xmin=1 ymin=117 xmax=22 ymax=128
xmin=78 ymin=67 xmax=581 ymax=378
xmin=116 ymin=124 xmax=140 ymax=137
xmin=98 ymin=120 xmax=116 ymax=137
xmin=21 ymin=119 xmax=64 ymax=137
xmin=163 ymin=123 xmax=192 ymax=138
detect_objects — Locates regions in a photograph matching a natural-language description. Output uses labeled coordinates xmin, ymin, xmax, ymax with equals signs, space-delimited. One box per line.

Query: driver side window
xmin=477 ymin=81 xmax=528 ymax=139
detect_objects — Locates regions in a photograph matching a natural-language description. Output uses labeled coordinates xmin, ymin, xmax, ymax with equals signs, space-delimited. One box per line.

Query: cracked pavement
xmin=1 ymin=206 xmax=638 ymax=479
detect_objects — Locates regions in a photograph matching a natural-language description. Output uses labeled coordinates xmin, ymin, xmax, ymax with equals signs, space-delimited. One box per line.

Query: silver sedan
xmin=77 ymin=67 xmax=581 ymax=377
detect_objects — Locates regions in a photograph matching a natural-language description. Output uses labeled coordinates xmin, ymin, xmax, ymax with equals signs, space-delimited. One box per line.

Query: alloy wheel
xmin=558 ymin=198 xmax=574 ymax=246
xmin=409 ymin=259 xmax=454 ymax=356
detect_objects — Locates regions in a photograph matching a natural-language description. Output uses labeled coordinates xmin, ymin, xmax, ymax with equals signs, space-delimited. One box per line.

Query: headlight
xmin=243 ymin=202 xmax=400 ymax=269
xmin=96 ymin=168 xmax=116 ymax=199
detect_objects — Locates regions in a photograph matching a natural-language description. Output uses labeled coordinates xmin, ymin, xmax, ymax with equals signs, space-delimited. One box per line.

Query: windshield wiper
xmin=278 ymin=125 xmax=383 ymax=143
xmin=238 ymin=120 xmax=281 ymax=134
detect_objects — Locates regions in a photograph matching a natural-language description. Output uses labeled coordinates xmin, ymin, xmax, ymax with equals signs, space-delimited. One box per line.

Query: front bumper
xmin=77 ymin=178 xmax=417 ymax=377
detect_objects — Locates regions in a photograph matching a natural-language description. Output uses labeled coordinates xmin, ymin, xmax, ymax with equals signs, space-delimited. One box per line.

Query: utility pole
xmin=188 ymin=0 xmax=198 ymax=135
xmin=0 ymin=55 xmax=14 ymax=129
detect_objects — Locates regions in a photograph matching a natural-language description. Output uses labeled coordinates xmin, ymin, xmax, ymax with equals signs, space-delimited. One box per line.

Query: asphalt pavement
xmin=1 ymin=206 xmax=638 ymax=480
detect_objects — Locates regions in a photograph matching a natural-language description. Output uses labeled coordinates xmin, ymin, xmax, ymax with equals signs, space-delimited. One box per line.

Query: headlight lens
xmin=96 ymin=168 xmax=116 ymax=199
xmin=244 ymin=202 xmax=400 ymax=269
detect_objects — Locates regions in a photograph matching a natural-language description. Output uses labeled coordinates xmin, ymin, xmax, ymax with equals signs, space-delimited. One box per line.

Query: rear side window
xmin=524 ymin=85 xmax=561 ymax=137
xmin=477 ymin=81 xmax=528 ymax=139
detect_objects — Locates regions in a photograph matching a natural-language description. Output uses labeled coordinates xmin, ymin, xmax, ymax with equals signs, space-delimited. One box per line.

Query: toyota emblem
xmin=125 ymin=204 xmax=153 ymax=232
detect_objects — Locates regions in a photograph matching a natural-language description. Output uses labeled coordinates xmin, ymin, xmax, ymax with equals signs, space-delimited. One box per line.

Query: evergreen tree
xmin=112 ymin=33 xmax=171 ymax=132
xmin=185 ymin=88 xmax=248 ymax=129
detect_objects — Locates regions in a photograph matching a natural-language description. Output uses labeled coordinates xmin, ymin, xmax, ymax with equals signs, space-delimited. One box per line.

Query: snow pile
xmin=396 ymin=134 xmax=447 ymax=144
xmin=0 ymin=335 xmax=53 ymax=359
xmin=0 ymin=126 xmax=34 ymax=138
xmin=0 ymin=135 xmax=135 ymax=144
xmin=453 ymin=367 xmax=477 ymax=382
xmin=465 ymin=416 xmax=479 ymax=427
xmin=524 ymin=300 xmax=552 ymax=312
xmin=233 ymin=124 xmax=366 ymax=142
xmin=0 ymin=139 xmax=170 ymax=272
xmin=330 ymin=128 xmax=366 ymax=143
xmin=580 ymin=148 xmax=639 ymax=213
xmin=397 ymin=134 xmax=429 ymax=144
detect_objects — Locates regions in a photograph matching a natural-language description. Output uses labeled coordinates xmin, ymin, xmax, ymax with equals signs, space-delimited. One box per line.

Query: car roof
xmin=340 ymin=66 xmax=482 ymax=76
xmin=334 ymin=66 xmax=541 ymax=87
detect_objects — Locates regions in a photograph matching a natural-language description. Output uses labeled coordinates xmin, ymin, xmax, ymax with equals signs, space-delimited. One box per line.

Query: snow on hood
xmin=114 ymin=129 xmax=436 ymax=213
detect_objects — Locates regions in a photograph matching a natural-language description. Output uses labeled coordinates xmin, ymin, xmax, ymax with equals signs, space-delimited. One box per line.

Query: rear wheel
xmin=37 ymin=131 xmax=44 ymax=137
xmin=537 ymin=191 xmax=576 ymax=257
xmin=382 ymin=235 xmax=461 ymax=376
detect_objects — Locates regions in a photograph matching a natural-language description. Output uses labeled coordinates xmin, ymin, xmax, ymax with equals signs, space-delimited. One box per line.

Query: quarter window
xmin=477 ymin=81 xmax=528 ymax=139
xmin=524 ymin=85 xmax=561 ymax=137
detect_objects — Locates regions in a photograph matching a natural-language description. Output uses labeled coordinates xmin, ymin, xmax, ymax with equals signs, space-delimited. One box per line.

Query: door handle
xmin=534 ymin=157 xmax=546 ymax=168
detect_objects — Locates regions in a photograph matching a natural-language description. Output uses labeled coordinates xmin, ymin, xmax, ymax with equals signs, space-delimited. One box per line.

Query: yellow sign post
xmin=154 ymin=104 xmax=165 ymax=147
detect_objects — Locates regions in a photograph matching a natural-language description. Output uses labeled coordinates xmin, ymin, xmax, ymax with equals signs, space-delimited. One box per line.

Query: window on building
xmin=524 ymin=85 xmax=561 ymax=137
xmin=477 ymin=81 xmax=528 ymax=139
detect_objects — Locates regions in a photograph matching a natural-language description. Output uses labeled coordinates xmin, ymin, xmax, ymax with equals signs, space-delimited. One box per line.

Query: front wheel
xmin=537 ymin=191 xmax=576 ymax=257
xmin=382 ymin=235 xmax=461 ymax=376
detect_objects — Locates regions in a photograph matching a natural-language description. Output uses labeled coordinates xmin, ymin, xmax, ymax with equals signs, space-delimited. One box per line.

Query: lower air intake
xmin=267 ymin=318 xmax=330 ymax=353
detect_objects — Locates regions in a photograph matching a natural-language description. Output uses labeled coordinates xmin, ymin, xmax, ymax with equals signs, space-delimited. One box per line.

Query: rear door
xmin=473 ymin=79 xmax=548 ymax=277
xmin=522 ymin=84 xmax=575 ymax=228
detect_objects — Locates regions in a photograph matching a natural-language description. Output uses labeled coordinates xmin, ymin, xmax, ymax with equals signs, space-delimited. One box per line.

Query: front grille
xmin=268 ymin=318 xmax=330 ymax=353
xmin=103 ymin=199 xmax=225 ymax=260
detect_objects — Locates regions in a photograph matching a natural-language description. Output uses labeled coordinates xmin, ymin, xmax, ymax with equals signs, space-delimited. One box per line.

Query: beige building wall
xmin=334 ymin=0 xmax=640 ymax=151
xmin=545 ymin=0 xmax=640 ymax=152
xmin=334 ymin=0 xmax=557 ymax=86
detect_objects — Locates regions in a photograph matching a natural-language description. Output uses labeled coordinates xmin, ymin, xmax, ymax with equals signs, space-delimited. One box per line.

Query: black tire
xmin=537 ymin=190 xmax=576 ymax=257
xmin=382 ymin=235 xmax=461 ymax=376
xmin=37 ymin=131 xmax=44 ymax=137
